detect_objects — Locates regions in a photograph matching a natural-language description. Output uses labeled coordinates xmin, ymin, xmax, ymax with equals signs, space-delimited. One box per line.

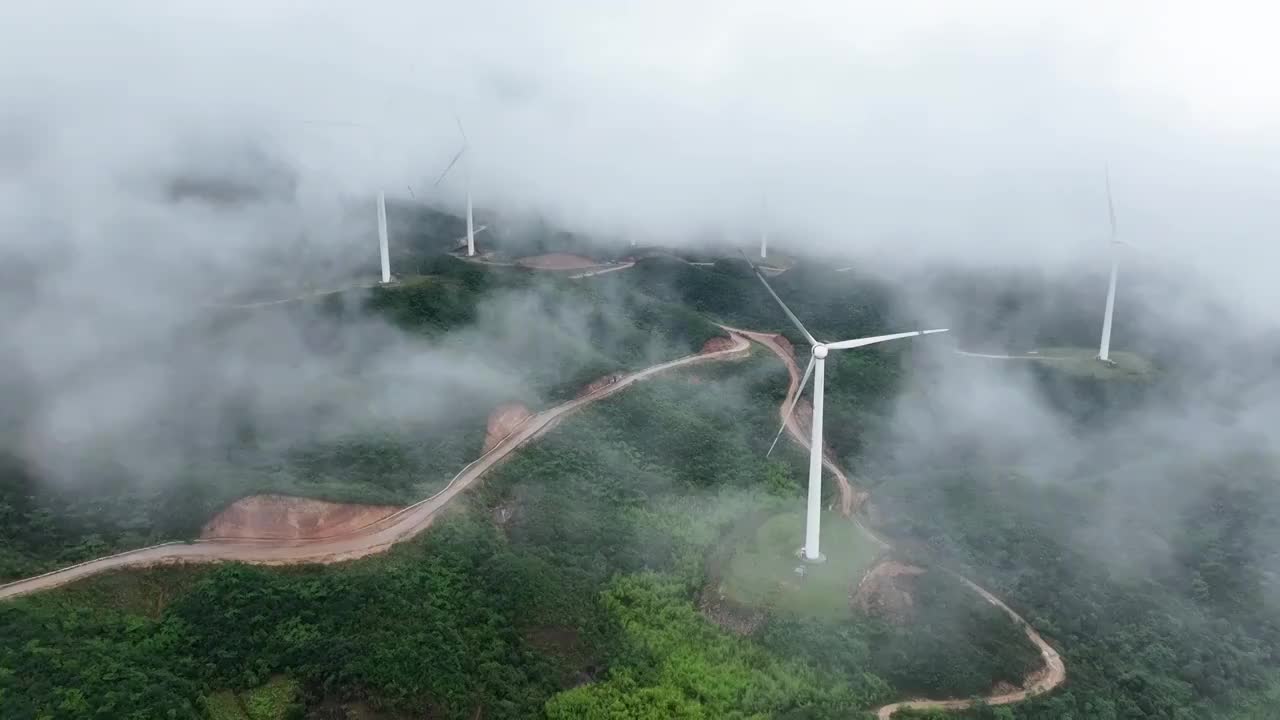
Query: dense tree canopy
xmin=6 ymin=259 xmax=1280 ymax=720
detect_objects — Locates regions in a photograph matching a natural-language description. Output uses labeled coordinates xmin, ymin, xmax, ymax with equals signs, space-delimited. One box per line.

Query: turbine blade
xmin=738 ymin=250 xmax=816 ymax=346
xmin=1105 ymin=165 xmax=1118 ymax=241
xmin=406 ymin=185 xmax=416 ymax=199
xmin=826 ymin=328 xmax=949 ymax=351
xmin=767 ymin=356 xmax=815 ymax=457
xmin=455 ymin=114 xmax=469 ymax=147
xmin=434 ymin=147 xmax=467 ymax=187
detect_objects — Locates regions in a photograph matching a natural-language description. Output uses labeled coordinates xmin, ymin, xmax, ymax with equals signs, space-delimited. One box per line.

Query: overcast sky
xmin=2 ymin=1 xmax=1278 ymax=310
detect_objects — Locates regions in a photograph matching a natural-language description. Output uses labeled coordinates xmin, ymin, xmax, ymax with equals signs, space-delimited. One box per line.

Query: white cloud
xmin=2 ymin=1 xmax=1278 ymax=307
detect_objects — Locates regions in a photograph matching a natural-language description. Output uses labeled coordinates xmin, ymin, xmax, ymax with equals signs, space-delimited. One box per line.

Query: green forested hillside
xmin=0 ymin=257 xmax=719 ymax=581
xmin=0 ymin=349 xmax=1036 ymax=719
xmin=5 ymin=257 xmax=1280 ymax=720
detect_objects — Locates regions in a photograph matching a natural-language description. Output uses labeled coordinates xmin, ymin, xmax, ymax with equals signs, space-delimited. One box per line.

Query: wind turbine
xmin=434 ymin=116 xmax=477 ymax=257
xmin=297 ymin=120 xmax=395 ymax=283
xmin=1097 ymin=167 xmax=1122 ymax=364
xmin=760 ymin=197 xmax=769 ymax=259
xmin=745 ymin=253 xmax=948 ymax=561
xmin=376 ymin=191 xmax=391 ymax=283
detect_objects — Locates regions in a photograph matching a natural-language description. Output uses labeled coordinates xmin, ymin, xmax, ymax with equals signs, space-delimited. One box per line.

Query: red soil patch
xmin=700 ymin=336 xmax=738 ymax=354
xmin=853 ymin=560 xmax=927 ymax=624
xmin=991 ymin=681 xmax=1020 ymax=696
xmin=484 ymin=403 xmax=534 ymax=452
xmin=517 ymin=253 xmax=604 ymax=270
xmin=577 ymin=372 xmax=624 ymax=398
xmin=201 ymin=494 xmax=402 ymax=541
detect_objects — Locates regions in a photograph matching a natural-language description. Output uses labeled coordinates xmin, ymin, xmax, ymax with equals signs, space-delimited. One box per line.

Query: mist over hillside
xmin=4 ymin=3 xmax=1280 ymax=719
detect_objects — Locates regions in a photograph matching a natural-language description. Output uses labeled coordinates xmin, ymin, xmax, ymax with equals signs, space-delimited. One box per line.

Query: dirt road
xmin=567 ymin=261 xmax=636 ymax=279
xmin=0 ymin=334 xmax=750 ymax=601
xmin=954 ymin=349 xmax=1047 ymax=360
xmin=722 ymin=326 xmax=1066 ymax=718
xmin=0 ymin=325 xmax=1064 ymax=718
xmin=722 ymin=327 xmax=867 ymax=520
xmin=205 ymin=281 xmax=382 ymax=310
xmin=870 ymin=572 xmax=1066 ymax=719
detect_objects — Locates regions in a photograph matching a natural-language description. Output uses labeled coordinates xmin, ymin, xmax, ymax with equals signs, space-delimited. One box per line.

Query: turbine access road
xmin=203 ymin=281 xmax=384 ymax=309
xmin=719 ymin=326 xmax=869 ymax=522
xmin=724 ymin=327 xmax=1066 ymax=718
xmin=0 ymin=326 xmax=1064 ymax=720
xmin=0 ymin=334 xmax=750 ymax=600
xmin=954 ymin=349 xmax=1048 ymax=360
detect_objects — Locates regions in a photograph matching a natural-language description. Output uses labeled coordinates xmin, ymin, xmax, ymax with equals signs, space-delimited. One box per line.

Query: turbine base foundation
xmin=796 ymin=548 xmax=827 ymax=564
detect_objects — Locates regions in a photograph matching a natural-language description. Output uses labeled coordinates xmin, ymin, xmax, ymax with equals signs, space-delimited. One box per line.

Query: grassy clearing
xmin=202 ymin=677 xmax=300 ymax=720
xmin=1031 ymin=346 xmax=1156 ymax=380
xmin=721 ymin=510 xmax=881 ymax=619
xmin=202 ymin=691 xmax=249 ymax=720
xmin=241 ymin=676 xmax=302 ymax=720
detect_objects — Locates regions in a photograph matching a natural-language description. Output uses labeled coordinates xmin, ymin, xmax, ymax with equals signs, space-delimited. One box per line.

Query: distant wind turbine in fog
xmin=297 ymin=120 xmax=397 ymax=283
xmin=760 ymin=197 xmax=770 ymax=259
xmin=1097 ymin=167 xmax=1125 ymax=364
xmin=434 ymin=115 xmax=480 ymax=257
xmin=744 ymin=252 xmax=948 ymax=562
xmin=376 ymin=191 xmax=392 ymax=283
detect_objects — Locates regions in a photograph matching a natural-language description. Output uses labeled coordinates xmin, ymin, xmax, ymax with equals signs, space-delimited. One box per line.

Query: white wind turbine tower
xmin=376 ymin=191 xmax=392 ymax=282
xmin=434 ymin=116 xmax=478 ymax=257
xmin=760 ymin=198 xmax=769 ymax=259
xmin=1097 ymin=167 xmax=1123 ymax=364
xmin=745 ymin=253 xmax=948 ymax=561
xmin=297 ymin=120 xmax=394 ymax=283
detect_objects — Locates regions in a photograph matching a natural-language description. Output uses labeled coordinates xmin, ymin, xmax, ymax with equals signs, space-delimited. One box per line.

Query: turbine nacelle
xmin=812 ymin=344 xmax=829 ymax=359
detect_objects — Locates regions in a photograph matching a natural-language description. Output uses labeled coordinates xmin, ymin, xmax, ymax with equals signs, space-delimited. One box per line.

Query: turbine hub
xmin=812 ymin=344 xmax=828 ymax=359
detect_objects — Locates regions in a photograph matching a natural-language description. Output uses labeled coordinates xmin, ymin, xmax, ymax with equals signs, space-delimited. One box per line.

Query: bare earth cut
xmin=516 ymin=254 xmax=607 ymax=270
xmin=576 ymin=373 xmax=625 ymax=398
xmin=513 ymin=253 xmax=637 ymax=279
xmin=484 ymin=403 xmax=534 ymax=452
xmin=853 ymin=560 xmax=927 ymax=624
xmin=700 ymin=336 xmax=739 ymax=354
xmin=201 ymin=495 xmax=402 ymax=541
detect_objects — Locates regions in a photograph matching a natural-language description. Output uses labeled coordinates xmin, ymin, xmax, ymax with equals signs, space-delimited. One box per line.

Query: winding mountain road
xmin=719 ymin=326 xmax=869 ymax=523
xmin=0 ymin=334 xmax=750 ymax=601
xmin=724 ymin=327 xmax=1065 ymax=718
xmin=870 ymin=571 xmax=1064 ymax=719
xmin=0 ymin=325 xmax=1064 ymax=719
